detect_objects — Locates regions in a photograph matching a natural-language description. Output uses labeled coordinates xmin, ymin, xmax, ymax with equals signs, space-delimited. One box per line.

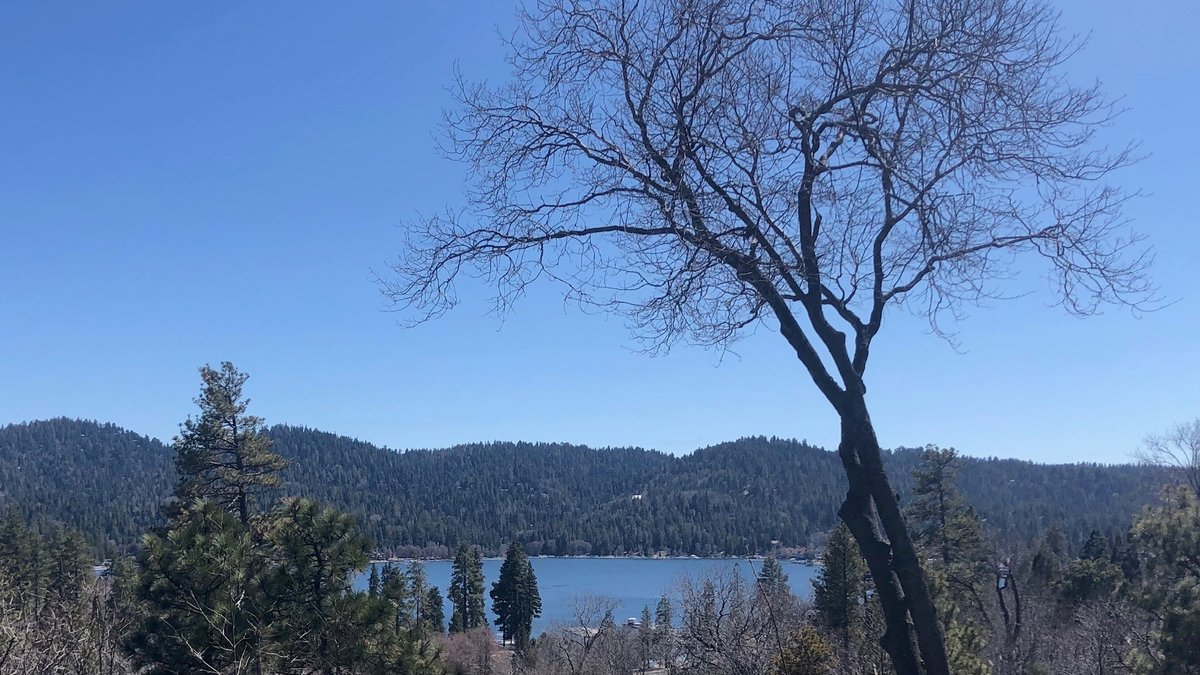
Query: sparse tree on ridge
xmin=384 ymin=0 xmax=1153 ymax=671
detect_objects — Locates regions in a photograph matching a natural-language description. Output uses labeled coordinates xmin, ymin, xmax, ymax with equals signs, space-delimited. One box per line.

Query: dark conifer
xmin=448 ymin=544 xmax=485 ymax=632
xmin=173 ymin=362 xmax=288 ymax=525
xmin=813 ymin=522 xmax=866 ymax=650
xmin=490 ymin=541 xmax=542 ymax=650
xmin=756 ymin=556 xmax=791 ymax=600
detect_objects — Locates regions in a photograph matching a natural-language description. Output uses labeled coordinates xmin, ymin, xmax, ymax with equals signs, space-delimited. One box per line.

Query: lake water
xmin=354 ymin=557 xmax=817 ymax=636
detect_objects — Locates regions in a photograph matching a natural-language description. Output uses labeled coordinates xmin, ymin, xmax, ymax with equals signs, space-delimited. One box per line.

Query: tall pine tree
xmin=490 ymin=541 xmax=542 ymax=650
xmin=173 ymin=362 xmax=287 ymax=525
xmin=448 ymin=544 xmax=486 ymax=633
xmin=813 ymin=522 xmax=866 ymax=652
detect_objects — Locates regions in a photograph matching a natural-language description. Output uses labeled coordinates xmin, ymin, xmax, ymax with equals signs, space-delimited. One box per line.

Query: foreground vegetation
xmin=2 ymin=363 xmax=1196 ymax=674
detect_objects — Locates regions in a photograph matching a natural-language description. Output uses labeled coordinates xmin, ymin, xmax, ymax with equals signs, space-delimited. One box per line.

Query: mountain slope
xmin=0 ymin=419 xmax=1157 ymax=557
xmin=0 ymin=418 xmax=173 ymax=551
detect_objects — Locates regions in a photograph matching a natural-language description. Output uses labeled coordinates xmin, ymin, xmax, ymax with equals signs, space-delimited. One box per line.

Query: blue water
xmin=353 ymin=557 xmax=817 ymax=636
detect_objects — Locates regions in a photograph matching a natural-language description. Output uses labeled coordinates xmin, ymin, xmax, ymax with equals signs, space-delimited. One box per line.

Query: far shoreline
xmin=368 ymin=554 xmax=817 ymax=565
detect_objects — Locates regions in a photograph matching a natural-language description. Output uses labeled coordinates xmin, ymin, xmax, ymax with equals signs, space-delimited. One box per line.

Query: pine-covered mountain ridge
xmin=0 ymin=418 xmax=1156 ymax=559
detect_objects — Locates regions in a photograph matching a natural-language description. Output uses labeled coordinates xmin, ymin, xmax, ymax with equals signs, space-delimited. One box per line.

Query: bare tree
xmin=531 ymin=594 xmax=622 ymax=675
xmin=674 ymin=569 xmax=788 ymax=675
xmin=1139 ymin=419 xmax=1200 ymax=498
xmin=383 ymin=0 xmax=1152 ymax=672
xmin=441 ymin=626 xmax=508 ymax=675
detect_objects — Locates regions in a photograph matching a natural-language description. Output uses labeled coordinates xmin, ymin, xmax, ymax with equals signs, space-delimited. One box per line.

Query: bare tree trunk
xmin=837 ymin=399 xmax=949 ymax=675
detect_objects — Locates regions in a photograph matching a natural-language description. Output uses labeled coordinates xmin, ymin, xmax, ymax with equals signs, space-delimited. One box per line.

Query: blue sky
xmin=1 ymin=1 xmax=1195 ymax=463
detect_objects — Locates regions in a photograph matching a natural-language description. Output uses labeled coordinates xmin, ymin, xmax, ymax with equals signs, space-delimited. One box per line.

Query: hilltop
xmin=0 ymin=418 xmax=1156 ymax=557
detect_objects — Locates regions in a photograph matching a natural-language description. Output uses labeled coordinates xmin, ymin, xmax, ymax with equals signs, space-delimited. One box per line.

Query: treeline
xmin=0 ymin=420 xmax=1156 ymax=558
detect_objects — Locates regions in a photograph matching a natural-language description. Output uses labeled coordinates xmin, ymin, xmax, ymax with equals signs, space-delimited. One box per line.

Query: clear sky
xmin=1 ymin=1 xmax=1196 ymax=463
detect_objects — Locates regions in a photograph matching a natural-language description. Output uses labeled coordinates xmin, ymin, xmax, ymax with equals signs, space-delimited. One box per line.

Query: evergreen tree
xmin=638 ymin=605 xmax=654 ymax=672
xmin=127 ymin=364 xmax=288 ymax=673
xmin=1057 ymin=556 xmax=1123 ymax=605
xmin=368 ymin=563 xmax=381 ymax=598
xmin=654 ymin=595 xmax=673 ymax=632
xmin=906 ymin=447 xmax=990 ymax=671
xmin=907 ymin=446 xmax=983 ymax=568
xmin=812 ymin=523 xmax=866 ymax=650
xmin=1081 ymin=529 xmax=1111 ymax=561
xmin=1131 ymin=487 xmax=1200 ymax=672
xmin=381 ymin=562 xmax=412 ymax=633
xmin=2 ymin=420 xmax=1164 ymax=560
xmin=0 ymin=514 xmax=108 ymax=673
xmin=490 ymin=541 xmax=542 ymax=650
xmin=408 ymin=560 xmax=428 ymax=628
xmin=127 ymin=501 xmax=267 ymax=673
xmin=774 ymin=625 xmax=836 ymax=675
xmin=653 ymin=595 xmax=675 ymax=671
xmin=262 ymin=497 xmax=383 ymax=673
xmin=448 ymin=544 xmax=485 ymax=632
xmin=173 ymin=362 xmax=288 ymax=525
xmin=757 ymin=556 xmax=791 ymax=600
xmin=600 ymin=608 xmax=616 ymax=633
xmin=423 ymin=586 xmax=446 ymax=635
xmin=1029 ymin=526 xmax=1069 ymax=590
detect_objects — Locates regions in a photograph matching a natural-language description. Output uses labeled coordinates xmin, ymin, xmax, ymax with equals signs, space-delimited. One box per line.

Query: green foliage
xmin=173 ymin=362 xmax=288 ymax=525
xmin=126 ymin=500 xmax=266 ymax=674
xmin=366 ymin=561 xmax=447 ymax=672
xmin=262 ymin=497 xmax=380 ymax=672
xmin=757 ymin=555 xmax=791 ymax=600
xmin=1058 ymin=557 xmax=1123 ymax=604
xmin=490 ymin=541 xmax=542 ymax=650
xmin=944 ymin=621 xmax=991 ymax=675
xmin=382 ymin=562 xmax=413 ymax=631
xmin=654 ymin=594 xmax=673 ymax=630
xmin=408 ymin=561 xmax=445 ymax=637
xmin=1082 ymin=529 xmax=1112 ymax=561
xmin=1029 ymin=526 xmax=1070 ymax=589
xmin=638 ymin=604 xmax=654 ymax=670
xmin=907 ymin=447 xmax=993 ymax=671
xmin=128 ymin=363 xmax=442 ymax=674
xmin=1131 ymin=488 xmax=1200 ymax=673
xmin=812 ymin=522 xmax=866 ymax=641
xmin=448 ymin=544 xmax=486 ymax=633
xmin=0 ymin=512 xmax=91 ymax=614
xmin=368 ymin=562 xmax=381 ymax=597
xmin=774 ymin=625 xmax=835 ymax=675
xmin=423 ymin=586 xmax=446 ymax=635
xmin=908 ymin=447 xmax=985 ymax=568
xmin=0 ymin=418 xmax=172 ymax=557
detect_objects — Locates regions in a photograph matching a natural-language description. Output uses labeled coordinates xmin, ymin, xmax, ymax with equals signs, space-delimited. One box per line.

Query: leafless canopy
xmin=1139 ymin=419 xmax=1200 ymax=499
xmin=383 ymin=0 xmax=1151 ymax=409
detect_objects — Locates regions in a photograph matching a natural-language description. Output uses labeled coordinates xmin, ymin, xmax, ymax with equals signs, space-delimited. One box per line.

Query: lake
xmin=354 ymin=557 xmax=817 ymax=636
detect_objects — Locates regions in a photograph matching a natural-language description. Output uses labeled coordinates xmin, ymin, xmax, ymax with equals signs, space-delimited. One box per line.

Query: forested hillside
xmin=0 ymin=419 xmax=173 ymax=552
xmin=0 ymin=419 xmax=1157 ymax=557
